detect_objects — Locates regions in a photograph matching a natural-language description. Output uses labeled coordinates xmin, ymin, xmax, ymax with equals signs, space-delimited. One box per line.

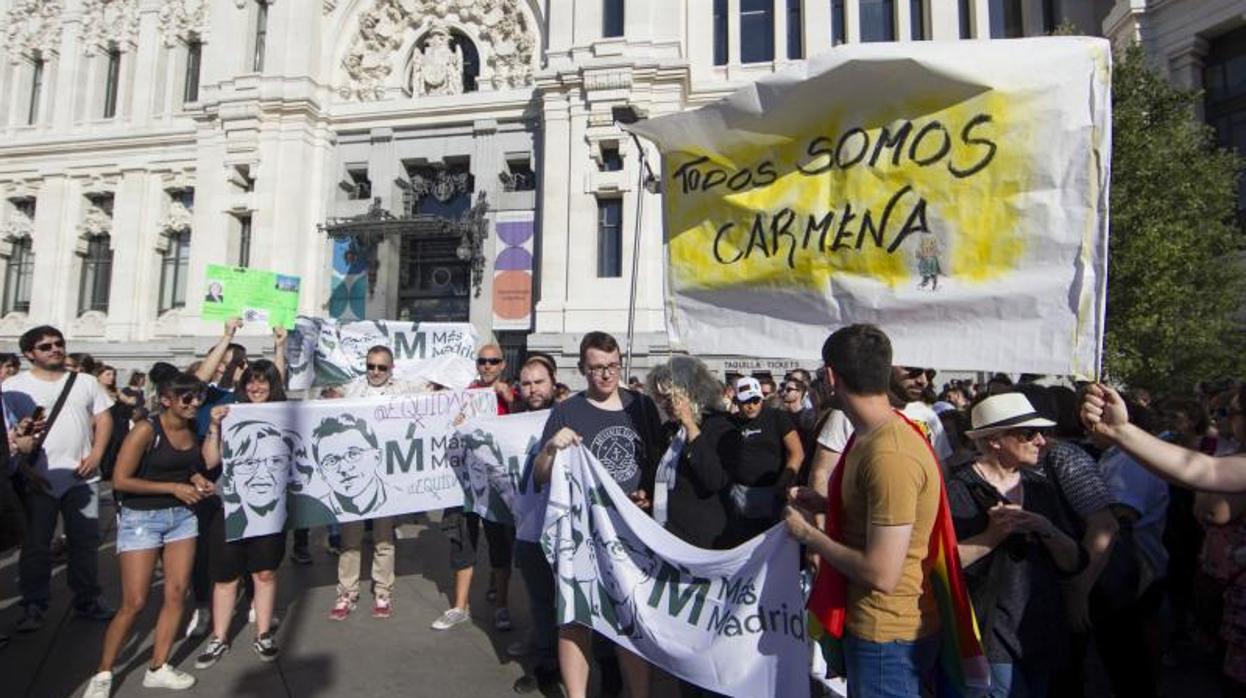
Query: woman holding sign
xmin=196 ymin=360 xmax=289 ymax=669
xmin=83 ymin=373 xmax=212 ymax=698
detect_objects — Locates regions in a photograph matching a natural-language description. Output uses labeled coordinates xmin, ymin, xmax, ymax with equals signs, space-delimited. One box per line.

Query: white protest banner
xmin=286 ymin=317 xmax=478 ymax=390
xmin=455 ymin=410 xmax=550 ymax=527
xmin=628 ymin=38 xmax=1111 ymax=376
xmin=219 ymin=389 xmax=496 ymax=541
xmin=541 ymin=446 xmax=809 ymax=698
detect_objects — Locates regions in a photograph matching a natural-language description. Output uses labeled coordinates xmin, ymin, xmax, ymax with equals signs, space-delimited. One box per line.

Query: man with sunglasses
xmin=722 ymin=376 xmax=804 ymax=546
xmin=333 ymin=345 xmax=411 ymax=620
xmin=3 ymin=325 xmax=115 ymax=632
xmin=433 ymin=343 xmax=517 ymax=632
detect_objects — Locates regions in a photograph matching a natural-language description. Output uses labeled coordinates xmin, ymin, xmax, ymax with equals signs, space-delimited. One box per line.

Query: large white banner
xmin=454 ymin=410 xmax=549 ymax=527
xmin=286 ymin=317 xmax=478 ymax=390
xmin=219 ymin=390 xmax=495 ymax=541
xmin=541 ymin=446 xmax=809 ymax=698
xmin=628 ymin=38 xmax=1111 ymax=376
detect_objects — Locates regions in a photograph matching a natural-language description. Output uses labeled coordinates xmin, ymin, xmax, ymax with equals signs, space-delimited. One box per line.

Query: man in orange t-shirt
xmin=786 ymin=324 xmax=941 ymax=697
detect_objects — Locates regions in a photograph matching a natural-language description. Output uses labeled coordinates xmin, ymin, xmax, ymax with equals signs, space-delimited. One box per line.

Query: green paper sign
xmin=201 ymin=264 xmax=300 ymax=329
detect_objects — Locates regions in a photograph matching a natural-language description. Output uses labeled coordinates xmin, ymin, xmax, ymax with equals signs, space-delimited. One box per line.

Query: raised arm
xmin=1083 ymin=384 xmax=1246 ymax=492
xmin=272 ymin=326 xmax=288 ymax=381
xmin=201 ymin=405 xmax=230 ymax=470
xmin=196 ymin=318 xmax=244 ymax=383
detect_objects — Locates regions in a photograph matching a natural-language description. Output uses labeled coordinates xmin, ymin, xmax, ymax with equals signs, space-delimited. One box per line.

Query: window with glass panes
xmin=3 ymin=238 xmax=33 ymax=315
xmin=740 ymin=0 xmax=774 ymax=64
xmin=597 ymin=198 xmax=622 ymax=278
xmin=159 ymin=232 xmax=191 ymax=313
xmin=77 ymin=235 xmax=112 ymax=315
xmin=860 ymin=0 xmax=895 ymax=42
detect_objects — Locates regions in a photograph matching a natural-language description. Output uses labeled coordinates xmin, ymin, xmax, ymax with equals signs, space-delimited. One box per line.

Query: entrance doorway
xmin=397 ymin=234 xmax=469 ymax=322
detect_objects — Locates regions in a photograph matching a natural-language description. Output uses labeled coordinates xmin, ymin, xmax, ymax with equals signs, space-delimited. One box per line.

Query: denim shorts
xmin=116 ymin=505 xmax=198 ymax=553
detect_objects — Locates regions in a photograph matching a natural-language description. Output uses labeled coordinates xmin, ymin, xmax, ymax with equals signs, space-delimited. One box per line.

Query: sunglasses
xmin=737 ymin=397 xmax=762 ymax=406
xmin=783 ymin=385 xmax=802 ymax=393
xmin=35 ymin=340 xmax=65 ymax=352
xmin=477 ymin=357 xmax=504 ymax=366
xmin=1008 ymin=428 xmax=1046 ymax=443
xmin=366 ymin=363 xmax=391 ymax=372
xmin=176 ymin=391 xmax=206 ymax=406
xmin=902 ymin=367 xmax=926 ymax=379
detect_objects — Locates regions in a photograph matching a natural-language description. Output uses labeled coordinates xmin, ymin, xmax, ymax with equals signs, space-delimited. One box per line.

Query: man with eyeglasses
xmin=721 ymin=376 xmax=804 ymax=546
xmin=332 ymin=345 xmax=411 ymax=620
xmin=3 ymin=325 xmax=116 ymax=632
xmin=433 ymin=343 xmax=517 ymax=632
xmin=533 ymin=331 xmax=663 ymax=698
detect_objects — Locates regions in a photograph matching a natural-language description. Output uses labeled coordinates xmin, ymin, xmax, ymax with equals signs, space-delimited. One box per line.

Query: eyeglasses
xmin=1007 ymin=428 xmax=1046 ymax=443
xmin=233 ymin=454 xmax=291 ymax=477
xmin=366 ymin=363 xmax=391 ymax=372
xmin=34 ymin=340 xmax=65 ymax=352
xmin=176 ymin=391 xmax=206 ymax=406
xmin=320 ymin=446 xmax=376 ymax=472
xmin=586 ymin=363 xmax=621 ymax=378
xmin=477 ymin=357 xmax=504 ymax=366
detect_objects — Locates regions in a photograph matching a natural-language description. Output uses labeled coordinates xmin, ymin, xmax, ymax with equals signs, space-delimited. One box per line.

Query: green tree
xmin=1104 ymin=44 xmax=1245 ymax=395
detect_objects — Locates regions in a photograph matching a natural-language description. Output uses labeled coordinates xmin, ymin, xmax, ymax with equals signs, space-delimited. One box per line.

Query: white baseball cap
xmin=735 ymin=377 xmax=763 ymax=402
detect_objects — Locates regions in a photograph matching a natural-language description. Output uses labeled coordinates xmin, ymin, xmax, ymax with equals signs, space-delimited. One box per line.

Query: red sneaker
xmin=372 ymin=596 xmax=392 ymax=619
xmin=329 ymin=594 xmax=356 ymax=621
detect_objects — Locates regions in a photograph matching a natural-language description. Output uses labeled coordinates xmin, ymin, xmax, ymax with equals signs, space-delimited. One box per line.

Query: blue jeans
xmin=19 ymin=483 xmax=101 ymax=609
xmin=979 ymin=661 xmax=1050 ymax=698
xmin=843 ymin=633 xmax=938 ymax=698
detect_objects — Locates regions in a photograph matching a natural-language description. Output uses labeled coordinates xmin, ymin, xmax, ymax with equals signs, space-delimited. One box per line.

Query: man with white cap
xmin=722 ymin=376 xmax=804 ymax=546
xmin=948 ymin=393 xmax=1084 ymax=697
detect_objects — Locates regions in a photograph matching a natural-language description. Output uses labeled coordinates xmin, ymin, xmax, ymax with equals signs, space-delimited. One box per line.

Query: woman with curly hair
xmin=646 ymin=356 xmax=734 ymax=551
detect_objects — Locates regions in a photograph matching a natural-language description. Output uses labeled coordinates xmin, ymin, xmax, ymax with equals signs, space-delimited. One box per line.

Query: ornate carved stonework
xmin=79 ymin=0 xmax=139 ymax=56
xmin=158 ymin=0 xmax=209 ymax=47
xmin=4 ymin=0 xmax=63 ymax=62
xmin=78 ymin=202 xmax=111 ymax=237
xmin=0 ymin=217 xmax=33 ymax=242
xmin=408 ymin=20 xmax=462 ymax=96
xmin=339 ymin=0 xmax=536 ymax=101
xmin=159 ymin=201 xmax=193 ymax=235
xmin=409 ymin=169 xmax=469 ymax=203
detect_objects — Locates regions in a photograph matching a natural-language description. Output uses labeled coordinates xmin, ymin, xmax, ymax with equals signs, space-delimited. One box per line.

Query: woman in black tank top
xmin=85 ymin=373 xmax=210 ymax=696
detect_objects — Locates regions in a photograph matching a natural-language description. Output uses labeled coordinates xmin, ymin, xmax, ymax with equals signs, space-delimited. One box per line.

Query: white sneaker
xmin=431 ymin=607 xmax=470 ymax=630
xmin=82 ymin=671 xmax=112 ymax=698
xmin=185 ymin=606 xmax=210 ymax=639
xmin=142 ymin=664 xmax=196 ymax=690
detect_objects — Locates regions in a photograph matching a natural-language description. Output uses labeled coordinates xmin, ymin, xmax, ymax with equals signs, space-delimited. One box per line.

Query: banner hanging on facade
xmin=286 ymin=317 xmax=478 ymax=390
xmin=541 ymin=446 xmax=810 ymax=698
xmin=492 ymin=212 xmax=535 ymax=331
xmin=628 ymin=38 xmax=1111 ymax=376
xmin=219 ymin=389 xmax=496 ymax=541
xmin=454 ymin=409 xmax=549 ymax=527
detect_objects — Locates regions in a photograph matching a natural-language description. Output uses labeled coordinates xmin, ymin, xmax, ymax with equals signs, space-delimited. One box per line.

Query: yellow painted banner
xmin=629 ymin=38 xmax=1111 ymax=376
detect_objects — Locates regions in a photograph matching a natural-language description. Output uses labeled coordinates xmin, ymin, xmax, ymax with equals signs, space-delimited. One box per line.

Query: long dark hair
xmin=236 ymin=359 xmax=286 ymax=404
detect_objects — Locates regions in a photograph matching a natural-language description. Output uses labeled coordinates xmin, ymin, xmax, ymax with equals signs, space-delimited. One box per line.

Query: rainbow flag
xmin=806 ymin=413 xmax=989 ymax=695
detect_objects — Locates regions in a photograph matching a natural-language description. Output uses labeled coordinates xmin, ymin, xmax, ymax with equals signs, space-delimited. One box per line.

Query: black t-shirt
xmin=662 ymin=412 xmax=734 ymax=549
xmin=540 ymin=389 xmax=662 ymax=496
xmin=724 ymin=407 xmax=795 ymax=487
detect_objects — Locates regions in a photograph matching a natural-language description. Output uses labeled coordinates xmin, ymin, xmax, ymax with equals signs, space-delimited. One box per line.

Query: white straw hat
xmin=964 ymin=393 xmax=1055 ymax=438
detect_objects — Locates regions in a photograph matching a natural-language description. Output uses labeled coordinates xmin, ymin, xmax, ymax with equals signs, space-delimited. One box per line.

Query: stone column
xmin=534 ymin=89 xmax=572 ymax=334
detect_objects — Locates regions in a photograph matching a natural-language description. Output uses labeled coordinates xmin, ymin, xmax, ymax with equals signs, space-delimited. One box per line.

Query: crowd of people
xmin=0 ymin=319 xmax=1242 ymax=698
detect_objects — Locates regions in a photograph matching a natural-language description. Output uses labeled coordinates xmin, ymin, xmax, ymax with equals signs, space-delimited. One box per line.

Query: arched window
xmin=3 ymin=238 xmax=34 ymax=315
xmin=78 ymin=235 xmax=112 ymax=315
xmin=451 ymin=30 xmax=479 ymax=93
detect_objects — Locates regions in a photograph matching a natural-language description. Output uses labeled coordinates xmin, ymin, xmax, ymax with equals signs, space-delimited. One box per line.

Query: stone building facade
xmin=0 ymin=0 xmax=1239 ymax=381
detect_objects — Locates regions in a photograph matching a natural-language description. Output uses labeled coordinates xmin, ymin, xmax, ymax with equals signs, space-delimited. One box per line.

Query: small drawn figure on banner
xmin=916 ymin=233 xmax=943 ymax=291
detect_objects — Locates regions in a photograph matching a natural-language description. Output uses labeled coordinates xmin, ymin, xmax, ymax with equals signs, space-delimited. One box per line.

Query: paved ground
xmin=0 ymin=487 xmax=578 ymax=698
xmin=0 ymin=487 xmax=1225 ymax=698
